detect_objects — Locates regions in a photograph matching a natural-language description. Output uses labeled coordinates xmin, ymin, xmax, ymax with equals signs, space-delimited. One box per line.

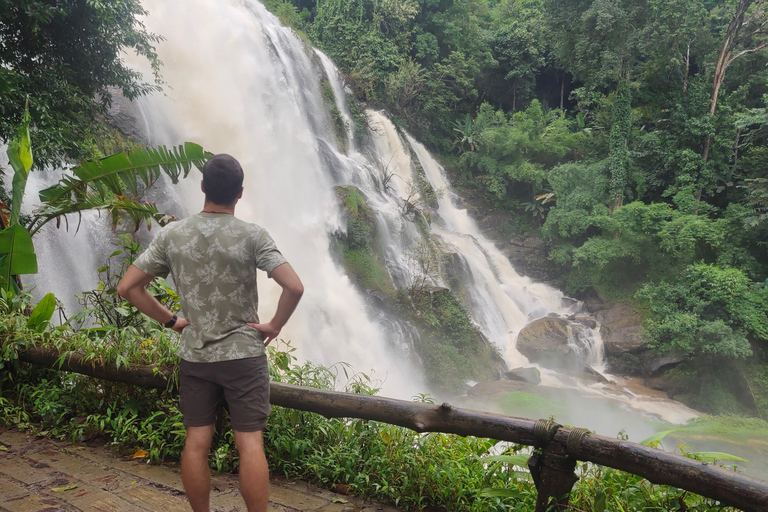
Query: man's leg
xmin=181 ymin=424 xmax=215 ymax=512
xmin=234 ymin=430 xmax=269 ymax=512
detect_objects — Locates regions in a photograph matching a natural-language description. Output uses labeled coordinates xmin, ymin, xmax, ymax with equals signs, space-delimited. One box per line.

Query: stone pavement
xmin=0 ymin=428 xmax=401 ymax=512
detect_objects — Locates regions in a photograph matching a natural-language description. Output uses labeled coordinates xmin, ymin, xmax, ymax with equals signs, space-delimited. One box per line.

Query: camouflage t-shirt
xmin=133 ymin=213 xmax=287 ymax=362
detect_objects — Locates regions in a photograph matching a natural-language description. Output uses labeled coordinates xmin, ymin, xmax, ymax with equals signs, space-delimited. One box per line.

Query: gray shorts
xmin=179 ymin=355 xmax=271 ymax=432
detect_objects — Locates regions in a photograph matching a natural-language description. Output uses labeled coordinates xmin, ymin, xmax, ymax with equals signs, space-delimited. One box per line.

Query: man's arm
xmin=247 ymin=262 xmax=303 ymax=345
xmin=117 ymin=265 xmax=189 ymax=333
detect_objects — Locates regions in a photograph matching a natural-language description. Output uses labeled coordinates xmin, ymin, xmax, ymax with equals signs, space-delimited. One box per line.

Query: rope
xmin=566 ymin=428 xmax=591 ymax=458
xmin=533 ymin=419 xmax=561 ymax=448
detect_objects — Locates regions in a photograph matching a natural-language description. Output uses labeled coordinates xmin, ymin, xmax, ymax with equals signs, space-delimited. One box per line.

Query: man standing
xmin=118 ymin=154 xmax=303 ymax=512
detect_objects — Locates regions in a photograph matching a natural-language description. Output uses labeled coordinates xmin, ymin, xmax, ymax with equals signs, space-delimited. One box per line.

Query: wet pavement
xmin=0 ymin=428 xmax=400 ymax=512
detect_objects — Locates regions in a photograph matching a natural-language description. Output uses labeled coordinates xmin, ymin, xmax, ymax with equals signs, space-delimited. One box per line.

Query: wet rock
xmin=560 ymin=297 xmax=580 ymax=310
xmin=577 ymin=364 xmax=610 ymax=384
xmin=644 ymin=354 xmax=686 ymax=377
xmin=572 ymin=314 xmax=597 ymax=329
xmin=516 ymin=316 xmax=578 ymax=370
xmin=596 ymin=303 xmax=645 ymax=356
xmin=582 ymin=288 xmax=605 ymax=313
xmin=505 ymin=367 xmax=541 ymax=385
xmin=467 ymin=378 xmax=535 ymax=398
xmin=106 ymin=87 xmax=148 ymax=142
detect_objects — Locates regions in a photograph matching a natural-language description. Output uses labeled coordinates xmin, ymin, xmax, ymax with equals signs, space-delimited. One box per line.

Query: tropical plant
xmin=0 ymin=104 xmax=37 ymax=292
xmin=29 ymin=142 xmax=212 ymax=236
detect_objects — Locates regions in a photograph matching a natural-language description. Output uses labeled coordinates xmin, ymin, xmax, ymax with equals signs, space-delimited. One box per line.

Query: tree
xmin=0 ymin=0 xmax=162 ymax=166
xmin=702 ymin=0 xmax=768 ymax=162
xmin=484 ymin=0 xmax=551 ymax=111
xmin=608 ymin=81 xmax=631 ymax=211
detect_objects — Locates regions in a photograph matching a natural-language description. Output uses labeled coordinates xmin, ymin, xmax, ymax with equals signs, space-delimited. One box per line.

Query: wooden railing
xmin=271 ymin=382 xmax=768 ymax=512
xmin=17 ymin=347 xmax=768 ymax=512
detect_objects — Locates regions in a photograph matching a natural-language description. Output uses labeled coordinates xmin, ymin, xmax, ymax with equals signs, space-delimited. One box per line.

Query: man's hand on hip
xmin=247 ymin=322 xmax=280 ymax=346
xmin=173 ymin=318 xmax=190 ymax=334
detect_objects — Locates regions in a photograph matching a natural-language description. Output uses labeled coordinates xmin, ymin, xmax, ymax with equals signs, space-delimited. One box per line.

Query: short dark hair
xmin=202 ymin=154 xmax=244 ymax=205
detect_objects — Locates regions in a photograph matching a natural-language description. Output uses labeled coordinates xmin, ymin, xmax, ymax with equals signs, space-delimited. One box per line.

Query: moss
xmin=334 ymin=186 xmax=394 ymax=297
xmin=407 ymin=289 xmax=503 ymax=390
xmin=337 ymin=186 xmax=371 ymax=221
xmin=320 ymin=78 xmax=348 ymax=151
xmin=341 ymin=248 xmax=394 ymax=296
xmin=408 ymin=144 xmax=440 ymax=211
xmin=494 ymin=391 xmax=567 ymax=418
xmin=346 ymin=93 xmax=368 ymax=145
xmin=744 ymin=363 xmax=768 ymax=420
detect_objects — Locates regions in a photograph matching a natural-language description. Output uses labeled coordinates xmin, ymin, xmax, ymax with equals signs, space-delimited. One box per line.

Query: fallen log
xmin=14 ymin=348 xmax=768 ymax=512
xmin=16 ymin=347 xmax=175 ymax=389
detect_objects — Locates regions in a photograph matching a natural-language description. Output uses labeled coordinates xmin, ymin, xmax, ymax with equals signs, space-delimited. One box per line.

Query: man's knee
xmin=234 ymin=430 xmax=264 ymax=456
xmin=184 ymin=425 xmax=215 ymax=455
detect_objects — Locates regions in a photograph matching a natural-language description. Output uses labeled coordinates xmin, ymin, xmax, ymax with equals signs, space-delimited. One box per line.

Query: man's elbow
xmin=288 ymin=280 xmax=304 ymax=299
xmin=117 ymin=280 xmax=134 ymax=301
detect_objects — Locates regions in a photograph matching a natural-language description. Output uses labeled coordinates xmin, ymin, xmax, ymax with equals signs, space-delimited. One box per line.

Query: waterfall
xmin=23 ymin=0 xmax=588 ymax=397
xmin=7 ymin=0 xmax=718 ymax=440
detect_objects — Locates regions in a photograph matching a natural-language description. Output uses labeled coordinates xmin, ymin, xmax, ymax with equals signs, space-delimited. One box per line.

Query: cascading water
xmin=22 ymin=0 xmax=700 ymax=431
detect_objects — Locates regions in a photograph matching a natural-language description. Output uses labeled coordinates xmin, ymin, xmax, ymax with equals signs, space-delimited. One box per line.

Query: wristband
xmin=164 ymin=313 xmax=178 ymax=329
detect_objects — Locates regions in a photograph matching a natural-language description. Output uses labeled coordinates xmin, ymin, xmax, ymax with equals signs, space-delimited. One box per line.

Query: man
xmin=118 ymin=154 xmax=303 ymax=512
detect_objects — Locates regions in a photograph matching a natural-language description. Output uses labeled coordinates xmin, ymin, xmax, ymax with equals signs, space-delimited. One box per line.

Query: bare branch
xmin=726 ymin=40 xmax=768 ymax=67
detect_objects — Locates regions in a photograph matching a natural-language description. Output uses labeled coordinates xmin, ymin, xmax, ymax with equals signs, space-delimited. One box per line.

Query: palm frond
xmin=31 ymin=192 xmax=178 ymax=236
xmin=30 ymin=143 xmax=210 ymax=236
xmin=39 ymin=143 xmax=211 ymax=205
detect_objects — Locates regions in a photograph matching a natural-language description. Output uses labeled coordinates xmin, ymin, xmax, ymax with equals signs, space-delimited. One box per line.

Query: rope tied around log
xmin=529 ymin=419 xmax=578 ymax=512
xmin=566 ymin=427 xmax=591 ymax=459
xmin=533 ymin=418 xmax=561 ymax=448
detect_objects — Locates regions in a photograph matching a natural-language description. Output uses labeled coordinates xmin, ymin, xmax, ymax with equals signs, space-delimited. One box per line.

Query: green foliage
xmin=637 ymin=263 xmax=768 ymax=365
xmin=460 ymin=101 xmax=582 ymax=205
xmin=608 ymin=81 xmax=632 ymax=208
xmin=71 ymin=241 xmax=179 ymax=331
xmin=32 ymin=143 xmax=212 ymax=236
xmin=0 ymin=0 xmax=163 ymax=167
xmin=6 ymin=101 xmax=33 ymax=226
xmin=0 ymin=327 xmax=737 ymax=511
xmin=26 ymin=293 xmax=55 ymax=332
xmin=0 ymin=224 xmax=37 ymax=291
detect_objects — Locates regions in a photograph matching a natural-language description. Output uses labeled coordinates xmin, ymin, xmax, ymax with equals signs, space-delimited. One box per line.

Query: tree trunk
xmin=17 ymin=347 xmax=175 ymax=389
xmin=683 ymin=41 xmax=692 ymax=94
xmin=703 ymin=0 xmax=753 ymax=162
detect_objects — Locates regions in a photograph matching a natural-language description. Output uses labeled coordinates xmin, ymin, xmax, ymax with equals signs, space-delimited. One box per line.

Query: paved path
xmin=0 ymin=428 xmax=400 ymax=512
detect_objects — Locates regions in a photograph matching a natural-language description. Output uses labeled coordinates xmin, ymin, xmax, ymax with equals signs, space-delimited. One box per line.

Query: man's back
xmin=133 ymin=213 xmax=287 ymax=362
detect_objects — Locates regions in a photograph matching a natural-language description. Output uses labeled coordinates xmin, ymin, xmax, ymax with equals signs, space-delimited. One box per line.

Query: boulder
xmin=516 ymin=316 xmax=578 ymax=370
xmin=644 ymin=354 xmax=686 ymax=377
xmin=505 ymin=367 xmax=541 ymax=385
xmin=572 ymin=314 xmax=597 ymax=329
xmin=581 ymin=288 xmax=605 ymax=313
xmin=467 ymin=379 xmax=534 ymax=398
xmin=577 ymin=364 xmax=611 ymax=384
xmin=596 ymin=303 xmax=645 ymax=356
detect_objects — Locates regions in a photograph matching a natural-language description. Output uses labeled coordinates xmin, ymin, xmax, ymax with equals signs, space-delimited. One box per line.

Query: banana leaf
xmin=31 ymin=143 xmax=210 ymax=235
xmin=39 ymin=142 xmax=211 ymax=205
xmin=6 ymin=103 xmax=33 ymax=226
xmin=0 ymin=224 xmax=37 ymax=291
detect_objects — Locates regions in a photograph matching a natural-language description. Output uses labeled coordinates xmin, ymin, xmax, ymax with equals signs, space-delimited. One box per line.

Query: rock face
xmin=644 ymin=354 xmax=686 ymax=377
xmin=596 ymin=303 xmax=645 ymax=356
xmin=107 ymin=87 xmax=148 ymax=142
xmin=505 ymin=367 xmax=541 ymax=385
xmin=516 ymin=316 xmax=576 ymax=370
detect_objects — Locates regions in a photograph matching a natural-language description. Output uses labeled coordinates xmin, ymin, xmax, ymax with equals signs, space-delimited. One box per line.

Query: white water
xmin=19 ymin=0 xmax=699 ymax=429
